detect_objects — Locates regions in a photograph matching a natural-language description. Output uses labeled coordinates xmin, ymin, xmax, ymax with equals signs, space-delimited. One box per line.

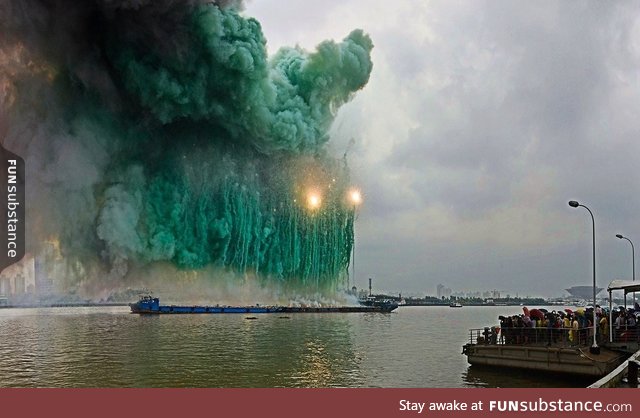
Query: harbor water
xmin=0 ymin=305 xmax=594 ymax=387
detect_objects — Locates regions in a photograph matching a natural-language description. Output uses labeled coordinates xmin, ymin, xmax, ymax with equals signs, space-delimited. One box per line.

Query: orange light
xmin=307 ymin=193 xmax=321 ymax=209
xmin=349 ymin=189 xmax=362 ymax=205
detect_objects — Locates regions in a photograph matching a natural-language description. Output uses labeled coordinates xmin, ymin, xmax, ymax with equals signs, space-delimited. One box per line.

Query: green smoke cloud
xmin=1 ymin=0 xmax=372 ymax=290
xmin=109 ymin=4 xmax=372 ymax=154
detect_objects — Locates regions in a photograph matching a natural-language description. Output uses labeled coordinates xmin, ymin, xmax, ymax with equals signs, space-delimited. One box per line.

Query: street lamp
xmin=348 ymin=189 xmax=362 ymax=290
xmin=568 ymin=200 xmax=599 ymax=354
xmin=616 ymin=234 xmax=635 ymax=305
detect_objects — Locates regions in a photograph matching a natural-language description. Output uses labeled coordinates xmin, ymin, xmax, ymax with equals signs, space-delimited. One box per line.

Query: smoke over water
xmin=0 ymin=0 xmax=372 ymax=301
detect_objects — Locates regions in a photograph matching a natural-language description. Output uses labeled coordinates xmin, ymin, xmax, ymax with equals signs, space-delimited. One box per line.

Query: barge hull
xmin=463 ymin=343 xmax=625 ymax=377
xmin=130 ymin=296 xmax=398 ymax=314
xmin=132 ymin=306 xmax=394 ymax=314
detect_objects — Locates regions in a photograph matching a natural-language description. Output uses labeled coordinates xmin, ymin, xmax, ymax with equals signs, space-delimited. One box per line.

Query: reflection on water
xmin=0 ymin=307 xmax=365 ymax=387
xmin=0 ymin=305 xmax=598 ymax=387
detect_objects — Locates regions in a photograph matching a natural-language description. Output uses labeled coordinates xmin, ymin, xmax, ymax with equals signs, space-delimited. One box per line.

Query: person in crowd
xmin=490 ymin=326 xmax=498 ymax=344
xmin=563 ymin=314 xmax=572 ymax=344
xmin=615 ymin=311 xmax=626 ymax=341
xmin=571 ymin=315 xmax=579 ymax=345
xmin=627 ymin=312 xmax=637 ymax=341
xmin=599 ymin=313 xmax=608 ymax=344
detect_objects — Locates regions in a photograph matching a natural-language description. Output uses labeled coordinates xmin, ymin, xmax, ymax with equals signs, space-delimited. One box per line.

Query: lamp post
xmin=568 ymin=200 xmax=599 ymax=354
xmin=616 ymin=234 xmax=635 ymax=305
xmin=348 ymin=189 xmax=362 ymax=291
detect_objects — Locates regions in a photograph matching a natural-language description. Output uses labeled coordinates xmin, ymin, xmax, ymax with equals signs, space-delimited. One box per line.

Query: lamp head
xmin=568 ymin=200 xmax=580 ymax=208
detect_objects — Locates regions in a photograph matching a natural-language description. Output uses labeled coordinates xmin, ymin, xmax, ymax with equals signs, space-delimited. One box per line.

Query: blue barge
xmin=130 ymin=295 xmax=398 ymax=314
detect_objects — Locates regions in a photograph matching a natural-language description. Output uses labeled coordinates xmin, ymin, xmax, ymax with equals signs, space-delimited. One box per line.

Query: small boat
xmin=449 ymin=302 xmax=463 ymax=308
xmin=130 ymin=295 xmax=398 ymax=314
xmin=359 ymin=295 xmax=399 ymax=309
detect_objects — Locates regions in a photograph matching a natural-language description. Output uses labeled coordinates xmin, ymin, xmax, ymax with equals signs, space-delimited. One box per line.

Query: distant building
xmin=0 ymin=254 xmax=36 ymax=300
xmin=34 ymin=240 xmax=67 ymax=298
xmin=565 ymin=285 xmax=603 ymax=300
xmin=436 ymin=284 xmax=452 ymax=299
xmin=34 ymin=254 xmax=54 ymax=296
xmin=483 ymin=290 xmax=502 ymax=299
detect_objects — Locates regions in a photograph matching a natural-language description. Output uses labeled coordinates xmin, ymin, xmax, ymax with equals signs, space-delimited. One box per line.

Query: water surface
xmin=0 ymin=305 xmax=591 ymax=387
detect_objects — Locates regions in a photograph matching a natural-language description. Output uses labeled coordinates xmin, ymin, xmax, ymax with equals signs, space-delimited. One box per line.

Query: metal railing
xmin=468 ymin=326 xmax=608 ymax=348
xmin=612 ymin=326 xmax=639 ymax=344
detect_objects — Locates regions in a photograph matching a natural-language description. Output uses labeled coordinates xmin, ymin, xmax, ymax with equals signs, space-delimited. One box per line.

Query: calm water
xmin=0 ymin=305 xmax=593 ymax=388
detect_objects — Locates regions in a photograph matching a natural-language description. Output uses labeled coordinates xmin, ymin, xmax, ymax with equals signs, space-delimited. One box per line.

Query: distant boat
xmin=449 ymin=302 xmax=463 ymax=308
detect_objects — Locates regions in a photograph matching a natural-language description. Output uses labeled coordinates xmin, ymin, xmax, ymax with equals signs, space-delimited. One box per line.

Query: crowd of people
xmin=477 ymin=303 xmax=640 ymax=346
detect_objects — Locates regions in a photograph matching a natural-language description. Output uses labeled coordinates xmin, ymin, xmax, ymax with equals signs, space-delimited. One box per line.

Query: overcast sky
xmin=247 ymin=0 xmax=640 ymax=298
